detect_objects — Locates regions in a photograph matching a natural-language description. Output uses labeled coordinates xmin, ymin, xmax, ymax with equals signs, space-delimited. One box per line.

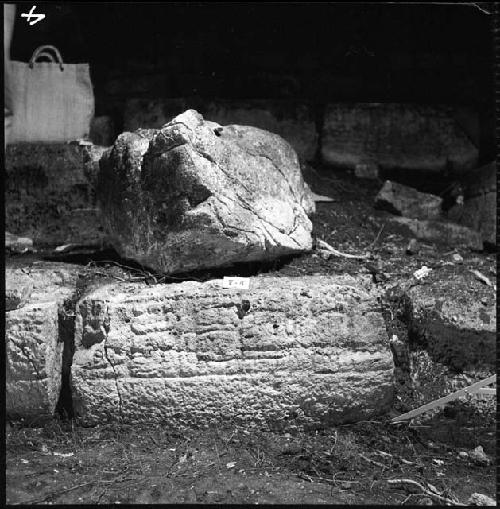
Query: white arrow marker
xmin=21 ymin=6 xmax=46 ymax=26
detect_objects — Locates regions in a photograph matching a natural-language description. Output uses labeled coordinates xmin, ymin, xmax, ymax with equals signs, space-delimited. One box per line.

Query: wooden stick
xmin=391 ymin=375 xmax=496 ymax=423
xmin=469 ymin=269 xmax=493 ymax=286
xmin=316 ymin=239 xmax=370 ymax=260
xmin=477 ymin=387 xmax=496 ymax=396
xmin=369 ymin=223 xmax=386 ymax=249
xmin=359 ymin=453 xmax=387 ymax=469
xmin=387 ymin=479 xmax=464 ymax=505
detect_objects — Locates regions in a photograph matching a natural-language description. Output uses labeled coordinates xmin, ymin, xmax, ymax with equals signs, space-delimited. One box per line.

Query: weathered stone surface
xmin=98 ymin=109 xmax=315 ymax=275
xmin=72 ymin=275 xmax=394 ymax=429
xmin=321 ymin=103 xmax=478 ymax=173
xmin=354 ymin=163 xmax=379 ymax=180
xmin=5 ymin=263 xmax=81 ymax=418
xmin=203 ymin=101 xmax=318 ymax=162
xmin=6 ymin=302 xmax=61 ymax=418
xmin=468 ymin=493 xmax=496 ymax=506
xmin=5 ymin=262 xmax=81 ymax=310
xmin=447 ymin=162 xmax=496 ymax=246
xmin=5 ymin=272 xmax=33 ymax=311
xmin=375 ymin=180 xmax=443 ymax=220
xmin=405 ymin=268 xmax=496 ymax=372
xmin=452 ymin=193 xmax=496 ymax=247
xmin=5 ymin=231 xmax=33 ymax=254
xmin=5 ymin=143 xmax=108 ymax=246
xmin=123 ymin=98 xmax=318 ymax=161
xmin=389 ymin=217 xmax=483 ymax=250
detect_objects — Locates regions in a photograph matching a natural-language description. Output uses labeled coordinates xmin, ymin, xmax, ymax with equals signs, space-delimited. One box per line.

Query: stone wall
xmin=122 ymin=99 xmax=480 ymax=172
xmin=321 ymin=103 xmax=478 ymax=173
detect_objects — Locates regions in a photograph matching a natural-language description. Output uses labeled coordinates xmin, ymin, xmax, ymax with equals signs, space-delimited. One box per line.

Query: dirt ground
xmin=5 ymin=164 xmax=497 ymax=505
xmin=5 ymin=408 xmax=496 ymax=505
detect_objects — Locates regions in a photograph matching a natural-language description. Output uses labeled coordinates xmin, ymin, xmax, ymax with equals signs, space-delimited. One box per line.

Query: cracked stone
xmin=5 ymin=263 xmax=81 ymax=419
xmin=71 ymin=275 xmax=394 ymax=428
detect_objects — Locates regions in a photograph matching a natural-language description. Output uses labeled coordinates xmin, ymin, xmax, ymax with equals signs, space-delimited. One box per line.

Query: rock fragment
xmin=375 ymin=180 xmax=443 ymax=220
xmin=389 ymin=217 xmax=483 ymax=250
xmin=404 ymin=268 xmax=496 ymax=371
xmin=98 ymin=109 xmax=315 ymax=275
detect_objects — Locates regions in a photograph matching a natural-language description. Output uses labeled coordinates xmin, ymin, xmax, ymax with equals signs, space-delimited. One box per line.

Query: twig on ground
xmin=331 ymin=472 xmax=360 ymax=487
xmin=213 ymin=439 xmax=221 ymax=473
xmin=387 ymin=479 xmax=464 ymax=505
xmin=375 ymin=450 xmax=393 ymax=458
xmin=399 ymin=457 xmax=415 ymax=465
xmin=95 ymin=489 xmax=107 ymax=504
xmin=297 ymin=472 xmax=315 ymax=482
xmin=316 ymin=239 xmax=370 ymax=260
xmin=400 ymin=493 xmax=420 ymax=505
xmin=469 ymin=269 xmax=493 ymax=287
xmin=315 ymin=474 xmax=358 ymax=487
xmin=360 ymin=453 xmax=387 ymax=469
xmin=91 ymin=270 xmax=128 ymax=282
xmin=369 ymin=223 xmax=386 ymax=249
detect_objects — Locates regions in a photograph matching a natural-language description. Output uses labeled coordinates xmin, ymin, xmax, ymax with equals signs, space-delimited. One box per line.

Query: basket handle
xmin=32 ymin=51 xmax=56 ymax=62
xmin=29 ymin=45 xmax=65 ymax=71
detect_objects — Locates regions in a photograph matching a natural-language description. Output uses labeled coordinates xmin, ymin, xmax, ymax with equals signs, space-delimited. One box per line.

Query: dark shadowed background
xmin=10 ymin=2 xmax=495 ymax=160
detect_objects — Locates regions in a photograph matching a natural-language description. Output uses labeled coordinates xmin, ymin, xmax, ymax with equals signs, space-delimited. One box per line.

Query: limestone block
xmin=72 ymin=275 xmax=394 ymax=429
xmin=321 ymin=103 xmax=478 ymax=174
xmin=389 ymin=217 xmax=483 ymax=250
xmin=375 ymin=180 xmax=443 ymax=220
xmin=5 ymin=263 xmax=81 ymax=418
xmin=6 ymin=301 xmax=62 ymax=418
xmin=405 ymin=269 xmax=496 ymax=372
xmin=354 ymin=163 xmax=379 ymax=180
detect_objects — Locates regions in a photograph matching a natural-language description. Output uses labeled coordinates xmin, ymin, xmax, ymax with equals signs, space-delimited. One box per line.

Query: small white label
xmin=222 ymin=277 xmax=250 ymax=290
